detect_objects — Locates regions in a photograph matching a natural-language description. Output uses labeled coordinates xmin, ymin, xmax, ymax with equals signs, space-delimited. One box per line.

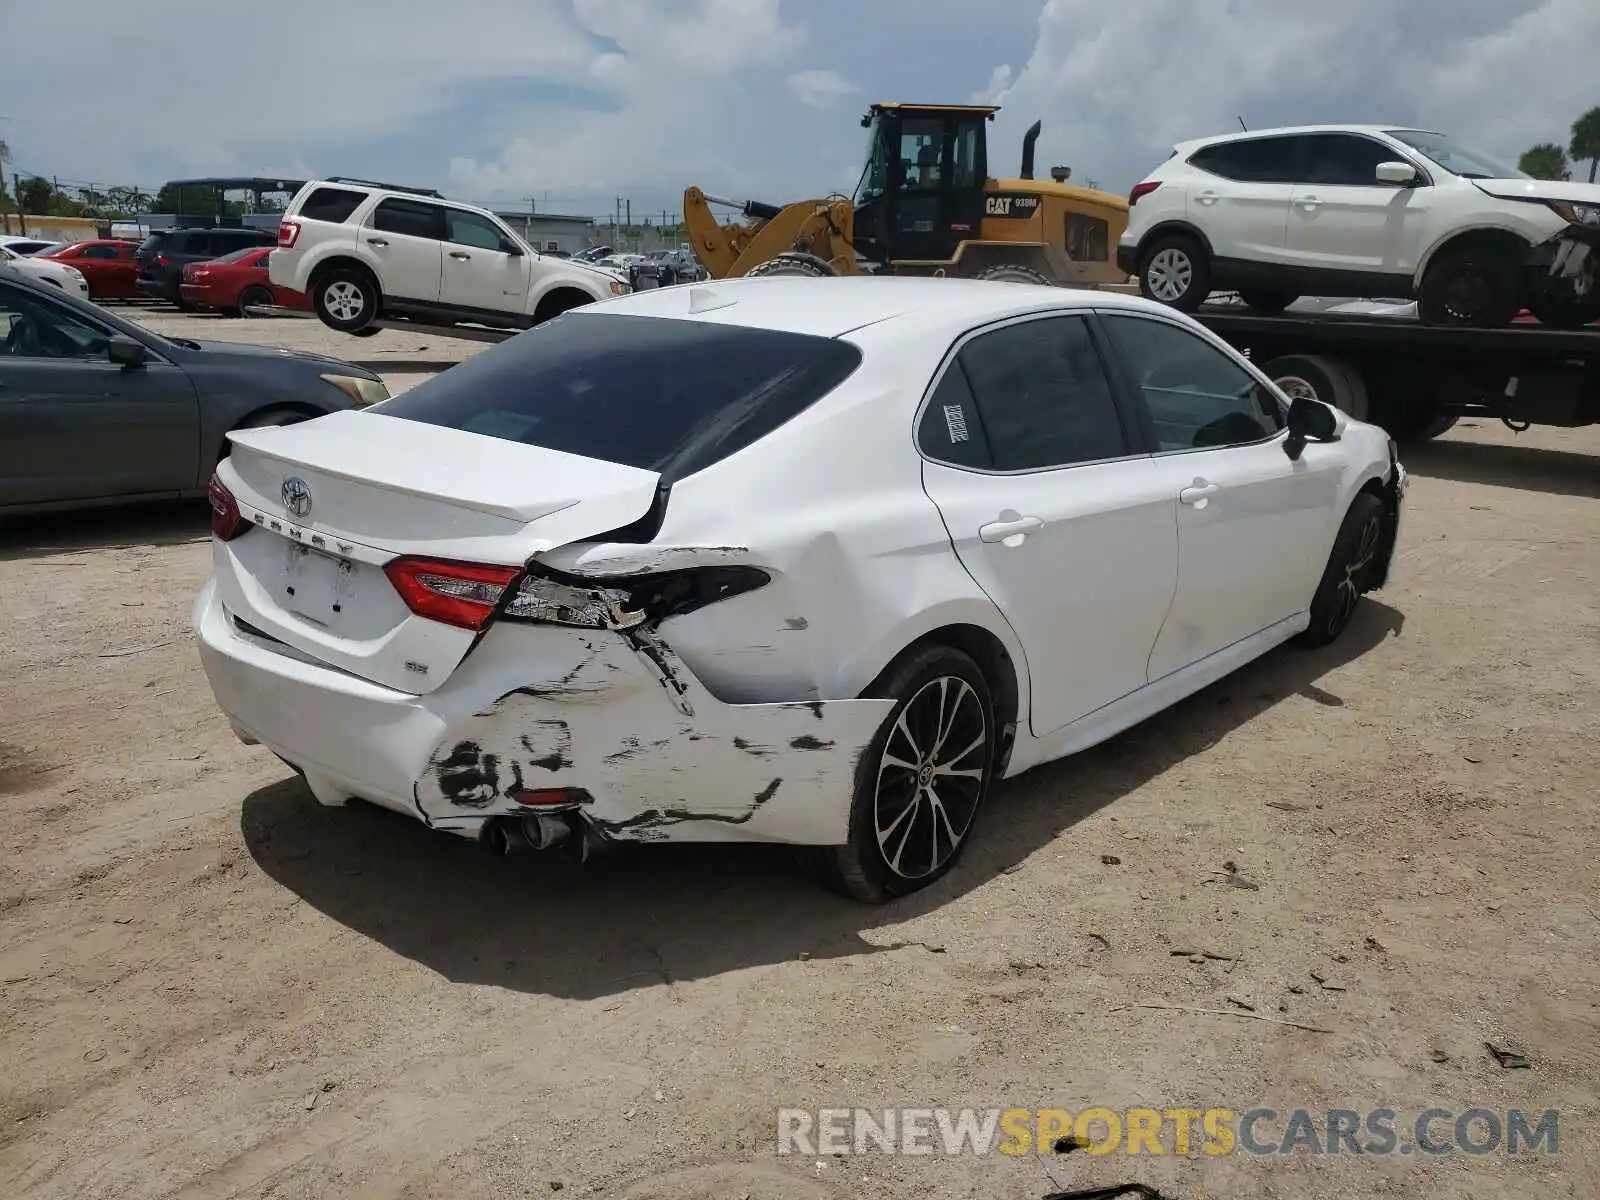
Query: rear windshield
xmin=213 ymin=247 xmax=260 ymax=263
xmin=375 ymin=312 xmax=863 ymax=481
xmin=138 ymin=232 xmax=171 ymax=253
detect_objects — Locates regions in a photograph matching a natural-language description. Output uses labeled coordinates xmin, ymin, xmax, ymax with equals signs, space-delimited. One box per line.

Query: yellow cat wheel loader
xmin=684 ymin=102 xmax=1131 ymax=287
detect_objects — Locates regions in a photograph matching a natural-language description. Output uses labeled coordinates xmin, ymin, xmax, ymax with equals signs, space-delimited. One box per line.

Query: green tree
xmin=17 ymin=175 xmax=55 ymax=214
xmin=1570 ymin=105 xmax=1600 ymax=184
xmin=1518 ymin=143 xmax=1570 ymax=180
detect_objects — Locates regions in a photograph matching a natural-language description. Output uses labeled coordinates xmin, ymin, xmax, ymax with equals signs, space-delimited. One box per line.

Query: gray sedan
xmin=0 ymin=265 xmax=389 ymax=514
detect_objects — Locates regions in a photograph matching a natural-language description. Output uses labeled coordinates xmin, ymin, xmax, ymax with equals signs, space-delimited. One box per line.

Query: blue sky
xmin=2 ymin=0 xmax=1595 ymax=222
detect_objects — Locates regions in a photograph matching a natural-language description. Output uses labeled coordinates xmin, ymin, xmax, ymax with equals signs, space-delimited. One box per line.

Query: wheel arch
xmin=532 ymin=283 xmax=601 ymax=324
xmin=855 ymin=616 xmax=1027 ymax=776
xmin=307 ymin=253 xmax=380 ymax=295
xmin=1136 ymin=220 xmax=1215 ymax=261
xmin=1413 ymin=223 xmax=1536 ymax=285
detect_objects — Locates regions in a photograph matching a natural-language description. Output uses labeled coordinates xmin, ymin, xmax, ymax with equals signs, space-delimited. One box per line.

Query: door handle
xmin=1195 ymin=191 xmax=1219 ymax=205
xmin=449 ymin=251 xmax=472 ymax=260
xmin=1179 ymin=481 xmax=1219 ymax=507
xmin=1297 ymin=196 xmax=1322 ymax=209
xmin=979 ymin=515 xmax=1044 ymax=544
xmin=366 ymin=237 xmax=389 ymax=247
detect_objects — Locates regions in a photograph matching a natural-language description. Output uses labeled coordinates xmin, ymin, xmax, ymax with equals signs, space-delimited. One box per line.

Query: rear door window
xmin=374 ymin=312 xmax=863 ymax=481
xmin=1189 ymin=135 xmax=1306 ymax=184
xmin=372 ymin=198 xmax=445 ymax=240
xmin=952 ymin=315 xmax=1130 ymax=471
xmin=298 ymin=186 xmax=367 ymax=223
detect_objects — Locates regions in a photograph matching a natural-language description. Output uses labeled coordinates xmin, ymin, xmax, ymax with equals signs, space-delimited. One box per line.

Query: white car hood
xmin=1472 ymin=177 xmax=1600 ymax=205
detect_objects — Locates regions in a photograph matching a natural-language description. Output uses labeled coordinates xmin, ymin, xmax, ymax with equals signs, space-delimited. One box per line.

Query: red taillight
xmin=383 ymin=557 xmax=521 ymax=631
xmin=278 ymin=221 xmax=300 ymax=248
xmin=154 ymin=253 xmax=169 ymax=266
xmin=208 ymin=473 xmax=249 ymax=541
xmin=1128 ymin=181 xmax=1161 ymax=206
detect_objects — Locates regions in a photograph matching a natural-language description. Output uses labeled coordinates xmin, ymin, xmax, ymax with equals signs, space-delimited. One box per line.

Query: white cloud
xmin=787 ymin=70 xmax=860 ymax=109
xmin=978 ymin=0 xmax=1600 ymax=190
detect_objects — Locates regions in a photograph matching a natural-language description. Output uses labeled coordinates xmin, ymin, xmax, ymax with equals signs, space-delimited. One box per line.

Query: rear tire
xmin=1298 ymin=492 xmax=1387 ymax=648
xmin=1261 ymin=353 xmax=1369 ymax=423
xmin=972 ymin=264 xmax=1054 ymax=286
xmin=1238 ymin=289 xmax=1298 ymax=315
xmin=313 ymin=265 xmax=380 ymax=333
xmin=803 ymin=645 xmax=998 ymax=904
xmin=1417 ymin=243 xmax=1521 ymax=327
xmin=1137 ymin=233 xmax=1211 ymax=311
xmin=237 ymin=285 xmax=274 ymax=316
xmin=1525 ymin=291 xmax=1600 ymax=329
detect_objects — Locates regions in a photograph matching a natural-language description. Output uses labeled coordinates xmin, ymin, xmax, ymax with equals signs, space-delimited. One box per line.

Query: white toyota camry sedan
xmin=194 ymin=276 xmax=1406 ymax=903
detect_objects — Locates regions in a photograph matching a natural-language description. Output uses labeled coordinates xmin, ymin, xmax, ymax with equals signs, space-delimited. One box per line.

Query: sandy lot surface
xmin=2 ymin=310 xmax=1597 ymax=1199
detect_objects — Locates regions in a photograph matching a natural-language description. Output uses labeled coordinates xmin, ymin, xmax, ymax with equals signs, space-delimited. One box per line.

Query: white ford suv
xmin=271 ymin=179 xmax=629 ymax=336
xmin=1118 ymin=125 xmax=1600 ymax=328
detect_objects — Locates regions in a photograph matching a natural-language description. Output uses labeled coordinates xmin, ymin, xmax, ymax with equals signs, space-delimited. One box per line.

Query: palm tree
xmin=1569 ymin=106 xmax=1600 ymax=184
xmin=1519 ymin=143 xmax=1571 ymax=181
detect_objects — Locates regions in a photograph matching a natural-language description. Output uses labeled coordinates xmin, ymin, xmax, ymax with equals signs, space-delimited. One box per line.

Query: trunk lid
xmin=1472 ymin=178 xmax=1600 ymax=204
xmin=213 ymin=410 xmax=661 ymax=693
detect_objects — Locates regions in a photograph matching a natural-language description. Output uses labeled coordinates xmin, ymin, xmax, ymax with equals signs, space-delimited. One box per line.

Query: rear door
xmin=363 ymin=198 xmax=445 ymax=303
xmin=1097 ymin=311 xmax=1341 ymax=680
xmin=1186 ymin=135 xmax=1303 ymax=265
xmin=1286 ymin=132 xmax=1435 ymax=277
xmin=0 ymin=280 xmax=199 ymax=504
xmin=440 ymin=208 xmax=531 ymax=315
xmin=916 ymin=313 xmax=1179 ymax=737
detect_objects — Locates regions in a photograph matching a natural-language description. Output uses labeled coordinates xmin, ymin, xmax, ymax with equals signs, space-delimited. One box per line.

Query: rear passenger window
xmin=955 ymin=316 xmax=1128 ymax=471
xmin=372 ymin=198 xmax=444 ymax=240
xmin=917 ymin=362 xmax=993 ymax=469
xmin=298 ymin=187 xmax=367 ymax=223
xmin=1189 ymin=135 xmax=1304 ymax=184
xmin=1100 ymin=314 xmax=1285 ymax=451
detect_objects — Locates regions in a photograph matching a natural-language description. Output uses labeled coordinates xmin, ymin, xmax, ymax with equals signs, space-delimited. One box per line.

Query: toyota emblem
xmin=281 ymin=476 xmax=312 ymax=518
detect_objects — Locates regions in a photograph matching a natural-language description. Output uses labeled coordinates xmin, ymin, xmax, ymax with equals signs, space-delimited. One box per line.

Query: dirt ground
xmin=2 ymin=309 xmax=1598 ymax=1200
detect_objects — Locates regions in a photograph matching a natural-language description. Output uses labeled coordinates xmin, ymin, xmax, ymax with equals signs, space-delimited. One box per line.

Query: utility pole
xmin=0 ymin=156 xmax=11 ymax=236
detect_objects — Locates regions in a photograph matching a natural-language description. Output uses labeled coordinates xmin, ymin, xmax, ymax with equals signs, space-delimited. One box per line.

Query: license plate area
xmin=282 ymin=541 xmax=357 ymax=628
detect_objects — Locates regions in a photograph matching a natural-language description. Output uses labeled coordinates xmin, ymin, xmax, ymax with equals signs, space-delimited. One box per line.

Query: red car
xmin=179 ymin=246 xmax=310 ymax=315
xmin=38 ymin=239 xmax=142 ymax=300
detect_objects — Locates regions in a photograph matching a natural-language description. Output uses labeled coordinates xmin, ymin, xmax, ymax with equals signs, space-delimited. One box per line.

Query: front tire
xmin=1417 ymin=243 xmax=1521 ymax=327
xmin=972 ymin=263 xmax=1054 ymax=286
xmin=1137 ymin=233 xmax=1211 ymax=311
xmin=1298 ymin=492 xmax=1387 ymax=648
xmin=806 ymin=646 xmax=997 ymax=904
xmin=744 ymin=253 xmax=837 ymax=279
xmin=1525 ymin=291 xmax=1600 ymax=329
xmin=313 ymin=266 xmax=380 ymax=333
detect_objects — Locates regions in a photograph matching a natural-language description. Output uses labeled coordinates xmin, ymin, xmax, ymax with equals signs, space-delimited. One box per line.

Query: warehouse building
xmin=493 ymin=211 xmax=597 ymax=255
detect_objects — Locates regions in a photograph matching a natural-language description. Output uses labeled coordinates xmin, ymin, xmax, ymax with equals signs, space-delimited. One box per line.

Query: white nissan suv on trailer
xmin=1118 ymin=125 xmax=1600 ymax=328
xmin=271 ymin=178 xmax=629 ymax=336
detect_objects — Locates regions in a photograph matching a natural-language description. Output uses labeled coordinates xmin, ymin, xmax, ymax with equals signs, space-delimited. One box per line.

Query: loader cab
xmin=853 ymin=103 xmax=994 ymax=266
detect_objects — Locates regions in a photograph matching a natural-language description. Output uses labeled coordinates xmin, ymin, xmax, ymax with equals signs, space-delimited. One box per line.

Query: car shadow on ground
xmin=241 ymin=600 xmax=1405 ymax=1001
xmin=1404 ymin=433 xmax=1599 ymax=499
xmin=0 ymin=500 xmax=210 ymax=562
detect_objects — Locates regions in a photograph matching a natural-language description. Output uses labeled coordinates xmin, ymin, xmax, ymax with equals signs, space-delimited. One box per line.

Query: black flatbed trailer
xmin=1192 ymin=303 xmax=1600 ymax=441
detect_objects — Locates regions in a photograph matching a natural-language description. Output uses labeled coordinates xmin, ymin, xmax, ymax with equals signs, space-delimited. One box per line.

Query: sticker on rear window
xmin=943 ymin=404 xmax=970 ymax=444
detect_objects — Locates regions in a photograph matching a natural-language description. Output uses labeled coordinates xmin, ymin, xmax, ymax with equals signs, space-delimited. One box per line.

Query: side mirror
xmin=1284 ymin=395 xmax=1341 ymax=460
xmin=1375 ymin=161 xmax=1418 ymax=187
xmin=107 ymin=335 xmax=147 ymax=368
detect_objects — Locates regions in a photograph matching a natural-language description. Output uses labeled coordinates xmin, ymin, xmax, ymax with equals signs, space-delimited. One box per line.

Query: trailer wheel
xmin=1525 ymin=291 xmax=1600 ymax=330
xmin=1261 ymin=354 xmax=1369 ymax=423
xmin=1238 ymin=289 xmax=1299 ymax=315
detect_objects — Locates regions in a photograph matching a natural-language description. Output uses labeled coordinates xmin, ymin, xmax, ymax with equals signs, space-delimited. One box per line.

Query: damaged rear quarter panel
xmin=414 ymin=621 xmax=893 ymax=844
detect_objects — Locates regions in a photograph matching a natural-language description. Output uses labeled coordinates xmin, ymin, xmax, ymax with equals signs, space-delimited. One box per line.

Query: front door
xmin=1097 ymin=311 xmax=1341 ymax=680
xmin=439 ymin=208 xmax=532 ymax=315
xmin=0 ymin=281 xmax=199 ymax=505
xmin=916 ymin=312 xmax=1179 ymax=736
xmin=364 ymin=198 xmax=445 ymax=304
xmin=1285 ymin=132 xmax=1434 ymax=279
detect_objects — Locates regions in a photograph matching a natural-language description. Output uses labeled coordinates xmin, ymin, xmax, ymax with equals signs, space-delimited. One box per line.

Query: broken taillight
xmin=1128 ymin=181 xmax=1161 ymax=206
xmin=383 ymin=557 xmax=522 ymax=631
xmin=207 ymin=473 xmax=249 ymax=541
